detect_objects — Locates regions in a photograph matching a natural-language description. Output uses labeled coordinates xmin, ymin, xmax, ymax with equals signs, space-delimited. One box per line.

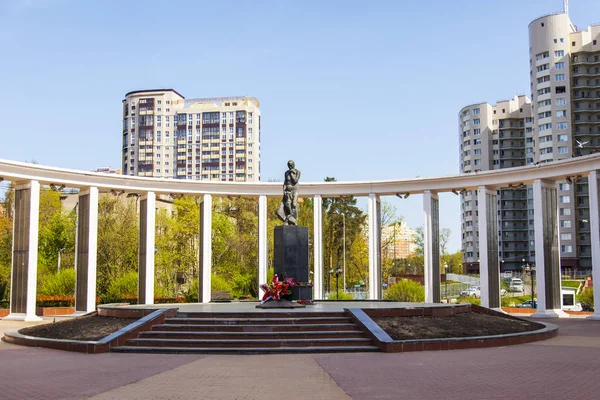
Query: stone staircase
xmin=111 ymin=310 xmax=379 ymax=354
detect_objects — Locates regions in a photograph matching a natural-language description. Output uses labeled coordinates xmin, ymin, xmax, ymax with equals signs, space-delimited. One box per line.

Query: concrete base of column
xmin=586 ymin=313 xmax=600 ymax=320
xmin=4 ymin=313 xmax=42 ymax=322
xmin=531 ymin=309 xmax=569 ymax=318
xmin=71 ymin=311 xmax=93 ymax=317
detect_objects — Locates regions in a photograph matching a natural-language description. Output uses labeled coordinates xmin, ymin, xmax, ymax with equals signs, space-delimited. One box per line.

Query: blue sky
xmin=2 ymin=0 xmax=600 ymax=252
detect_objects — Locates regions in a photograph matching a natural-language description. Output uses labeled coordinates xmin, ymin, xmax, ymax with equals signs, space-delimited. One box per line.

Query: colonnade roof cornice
xmin=1 ymin=155 xmax=600 ymax=198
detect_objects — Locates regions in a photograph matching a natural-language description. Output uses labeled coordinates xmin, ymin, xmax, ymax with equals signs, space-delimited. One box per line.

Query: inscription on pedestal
xmin=274 ymin=225 xmax=310 ymax=300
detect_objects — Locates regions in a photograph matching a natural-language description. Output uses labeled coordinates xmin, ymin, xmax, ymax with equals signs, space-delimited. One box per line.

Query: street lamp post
xmin=335 ymin=267 xmax=342 ymax=299
xmin=58 ymin=247 xmax=65 ymax=271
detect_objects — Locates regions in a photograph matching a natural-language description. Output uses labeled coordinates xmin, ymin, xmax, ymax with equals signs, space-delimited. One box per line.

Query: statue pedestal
xmin=274 ymin=225 xmax=311 ymax=301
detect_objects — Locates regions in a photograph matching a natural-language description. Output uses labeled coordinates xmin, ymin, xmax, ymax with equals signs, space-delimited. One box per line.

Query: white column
xmin=6 ymin=180 xmax=42 ymax=321
xmin=588 ymin=170 xmax=600 ymax=320
xmin=313 ymin=195 xmax=323 ymax=300
xmin=478 ymin=187 xmax=490 ymax=308
xmin=74 ymin=187 xmax=98 ymax=314
xmin=423 ymin=190 xmax=440 ymax=303
xmin=531 ymin=179 xmax=567 ymax=318
xmin=477 ymin=186 xmax=500 ymax=310
xmin=258 ymin=195 xmax=268 ymax=298
xmin=87 ymin=187 xmax=99 ymax=312
xmin=200 ymin=194 xmax=212 ymax=303
xmin=368 ymin=194 xmax=381 ymax=300
xmin=139 ymin=191 xmax=155 ymax=305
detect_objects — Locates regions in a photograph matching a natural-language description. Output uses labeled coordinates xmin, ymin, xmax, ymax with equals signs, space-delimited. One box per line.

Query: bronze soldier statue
xmin=275 ymin=160 xmax=301 ymax=225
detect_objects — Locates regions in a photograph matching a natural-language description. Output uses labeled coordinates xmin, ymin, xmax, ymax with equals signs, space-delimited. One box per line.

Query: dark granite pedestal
xmin=274 ymin=225 xmax=311 ymax=301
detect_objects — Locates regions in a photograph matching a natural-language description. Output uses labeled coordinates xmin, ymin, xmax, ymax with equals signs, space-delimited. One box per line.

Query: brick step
xmin=140 ymin=330 xmax=367 ymax=340
xmin=111 ymin=345 xmax=380 ymax=354
xmin=124 ymin=337 xmax=373 ymax=348
xmin=164 ymin=317 xmax=352 ymax=325
xmin=151 ymin=323 xmax=360 ymax=332
xmin=176 ymin=311 xmax=348 ymax=319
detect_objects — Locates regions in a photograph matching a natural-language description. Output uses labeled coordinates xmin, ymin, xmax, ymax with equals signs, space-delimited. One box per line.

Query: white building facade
xmin=123 ymin=89 xmax=260 ymax=182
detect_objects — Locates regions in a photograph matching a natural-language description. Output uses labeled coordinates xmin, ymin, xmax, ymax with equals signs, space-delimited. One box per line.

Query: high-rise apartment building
xmin=381 ymin=221 xmax=417 ymax=260
xmin=122 ymin=89 xmax=260 ymax=182
xmin=460 ymin=9 xmax=600 ymax=275
xmin=459 ymin=96 xmax=533 ymax=273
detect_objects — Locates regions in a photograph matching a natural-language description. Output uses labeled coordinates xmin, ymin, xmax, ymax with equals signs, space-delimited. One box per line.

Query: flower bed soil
xmin=19 ymin=315 xmax=137 ymax=341
xmin=371 ymin=312 xmax=543 ymax=340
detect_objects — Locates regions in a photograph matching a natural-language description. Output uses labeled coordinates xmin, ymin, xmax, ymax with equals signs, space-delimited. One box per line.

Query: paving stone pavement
xmin=2 ymin=318 xmax=600 ymax=399
xmin=89 ymin=355 xmax=350 ymax=400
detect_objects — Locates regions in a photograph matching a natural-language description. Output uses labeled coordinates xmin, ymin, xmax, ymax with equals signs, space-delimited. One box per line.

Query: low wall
xmin=3 ymin=306 xmax=178 ymax=354
xmin=347 ymin=304 xmax=557 ymax=353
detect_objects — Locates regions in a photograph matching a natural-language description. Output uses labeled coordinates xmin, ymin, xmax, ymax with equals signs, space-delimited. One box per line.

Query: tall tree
xmin=96 ymin=194 xmax=138 ymax=294
xmin=322 ymin=177 xmax=366 ymax=292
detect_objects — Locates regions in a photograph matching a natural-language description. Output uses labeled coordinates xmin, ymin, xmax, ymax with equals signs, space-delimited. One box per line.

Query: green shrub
xmin=328 ymin=290 xmax=354 ymax=300
xmin=501 ymin=296 xmax=523 ymax=307
xmin=384 ymin=279 xmax=425 ymax=302
xmin=458 ymin=295 xmax=480 ymax=306
xmin=212 ymin=274 xmax=232 ymax=292
xmin=577 ymin=288 xmax=594 ymax=311
xmin=39 ymin=269 xmax=76 ymax=296
xmin=185 ymin=278 xmax=199 ymax=302
xmin=107 ymin=271 xmax=138 ymax=298
xmin=184 ymin=275 xmax=236 ymax=302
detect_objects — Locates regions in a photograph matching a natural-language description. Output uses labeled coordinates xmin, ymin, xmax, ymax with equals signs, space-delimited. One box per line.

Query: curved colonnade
xmin=1 ymin=156 xmax=600 ymax=321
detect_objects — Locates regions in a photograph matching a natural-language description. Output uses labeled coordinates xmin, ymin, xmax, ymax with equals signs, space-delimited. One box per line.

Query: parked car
xmin=460 ymin=286 xmax=481 ymax=298
xmin=509 ymin=278 xmax=524 ymax=292
xmin=516 ymin=300 xmax=537 ymax=308
xmin=500 ymin=288 xmax=507 ymax=296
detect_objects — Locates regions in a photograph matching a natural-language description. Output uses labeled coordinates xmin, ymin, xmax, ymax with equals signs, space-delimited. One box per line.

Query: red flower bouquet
xmin=260 ymin=275 xmax=295 ymax=303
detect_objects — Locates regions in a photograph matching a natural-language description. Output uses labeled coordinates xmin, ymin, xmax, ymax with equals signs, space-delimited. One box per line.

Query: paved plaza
xmin=1 ymin=313 xmax=600 ymax=400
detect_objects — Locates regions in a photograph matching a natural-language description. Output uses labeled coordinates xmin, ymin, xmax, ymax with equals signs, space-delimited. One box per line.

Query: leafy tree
xmin=414 ymin=227 xmax=424 ymax=257
xmin=37 ymin=189 xmax=76 ymax=276
xmin=322 ymin=177 xmax=366 ymax=293
xmin=96 ymin=194 xmax=138 ymax=294
xmin=444 ymin=251 xmax=463 ymax=274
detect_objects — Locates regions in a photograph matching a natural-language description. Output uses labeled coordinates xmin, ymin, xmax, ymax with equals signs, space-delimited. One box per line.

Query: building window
xmin=536 ymin=51 xmax=549 ymax=60
xmin=555 ymin=74 xmax=565 ymax=81
xmin=473 ymin=118 xmax=480 ymax=125
xmin=474 ymin=139 xmax=481 ymax=145
xmin=560 ymin=220 xmax=571 ymax=228
xmin=561 ymin=245 xmax=573 ymax=253
xmin=557 ymin=146 xmax=568 ymax=154
xmin=554 ymin=50 xmax=564 ymax=57
xmin=559 ymin=195 xmax=570 ymax=203
xmin=473 ymin=108 xmax=480 ymax=115
xmin=556 ymin=110 xmax=567 ymax=118
xmin=556 ymin=98 xmax=567 ymax=105
xmin=555 ymin=62 xmax=564 ymax=69
xmin=557 ymin=122 xmax=567 ymax=129
xmin=572 ymin=42 xmax=576 ymax=47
